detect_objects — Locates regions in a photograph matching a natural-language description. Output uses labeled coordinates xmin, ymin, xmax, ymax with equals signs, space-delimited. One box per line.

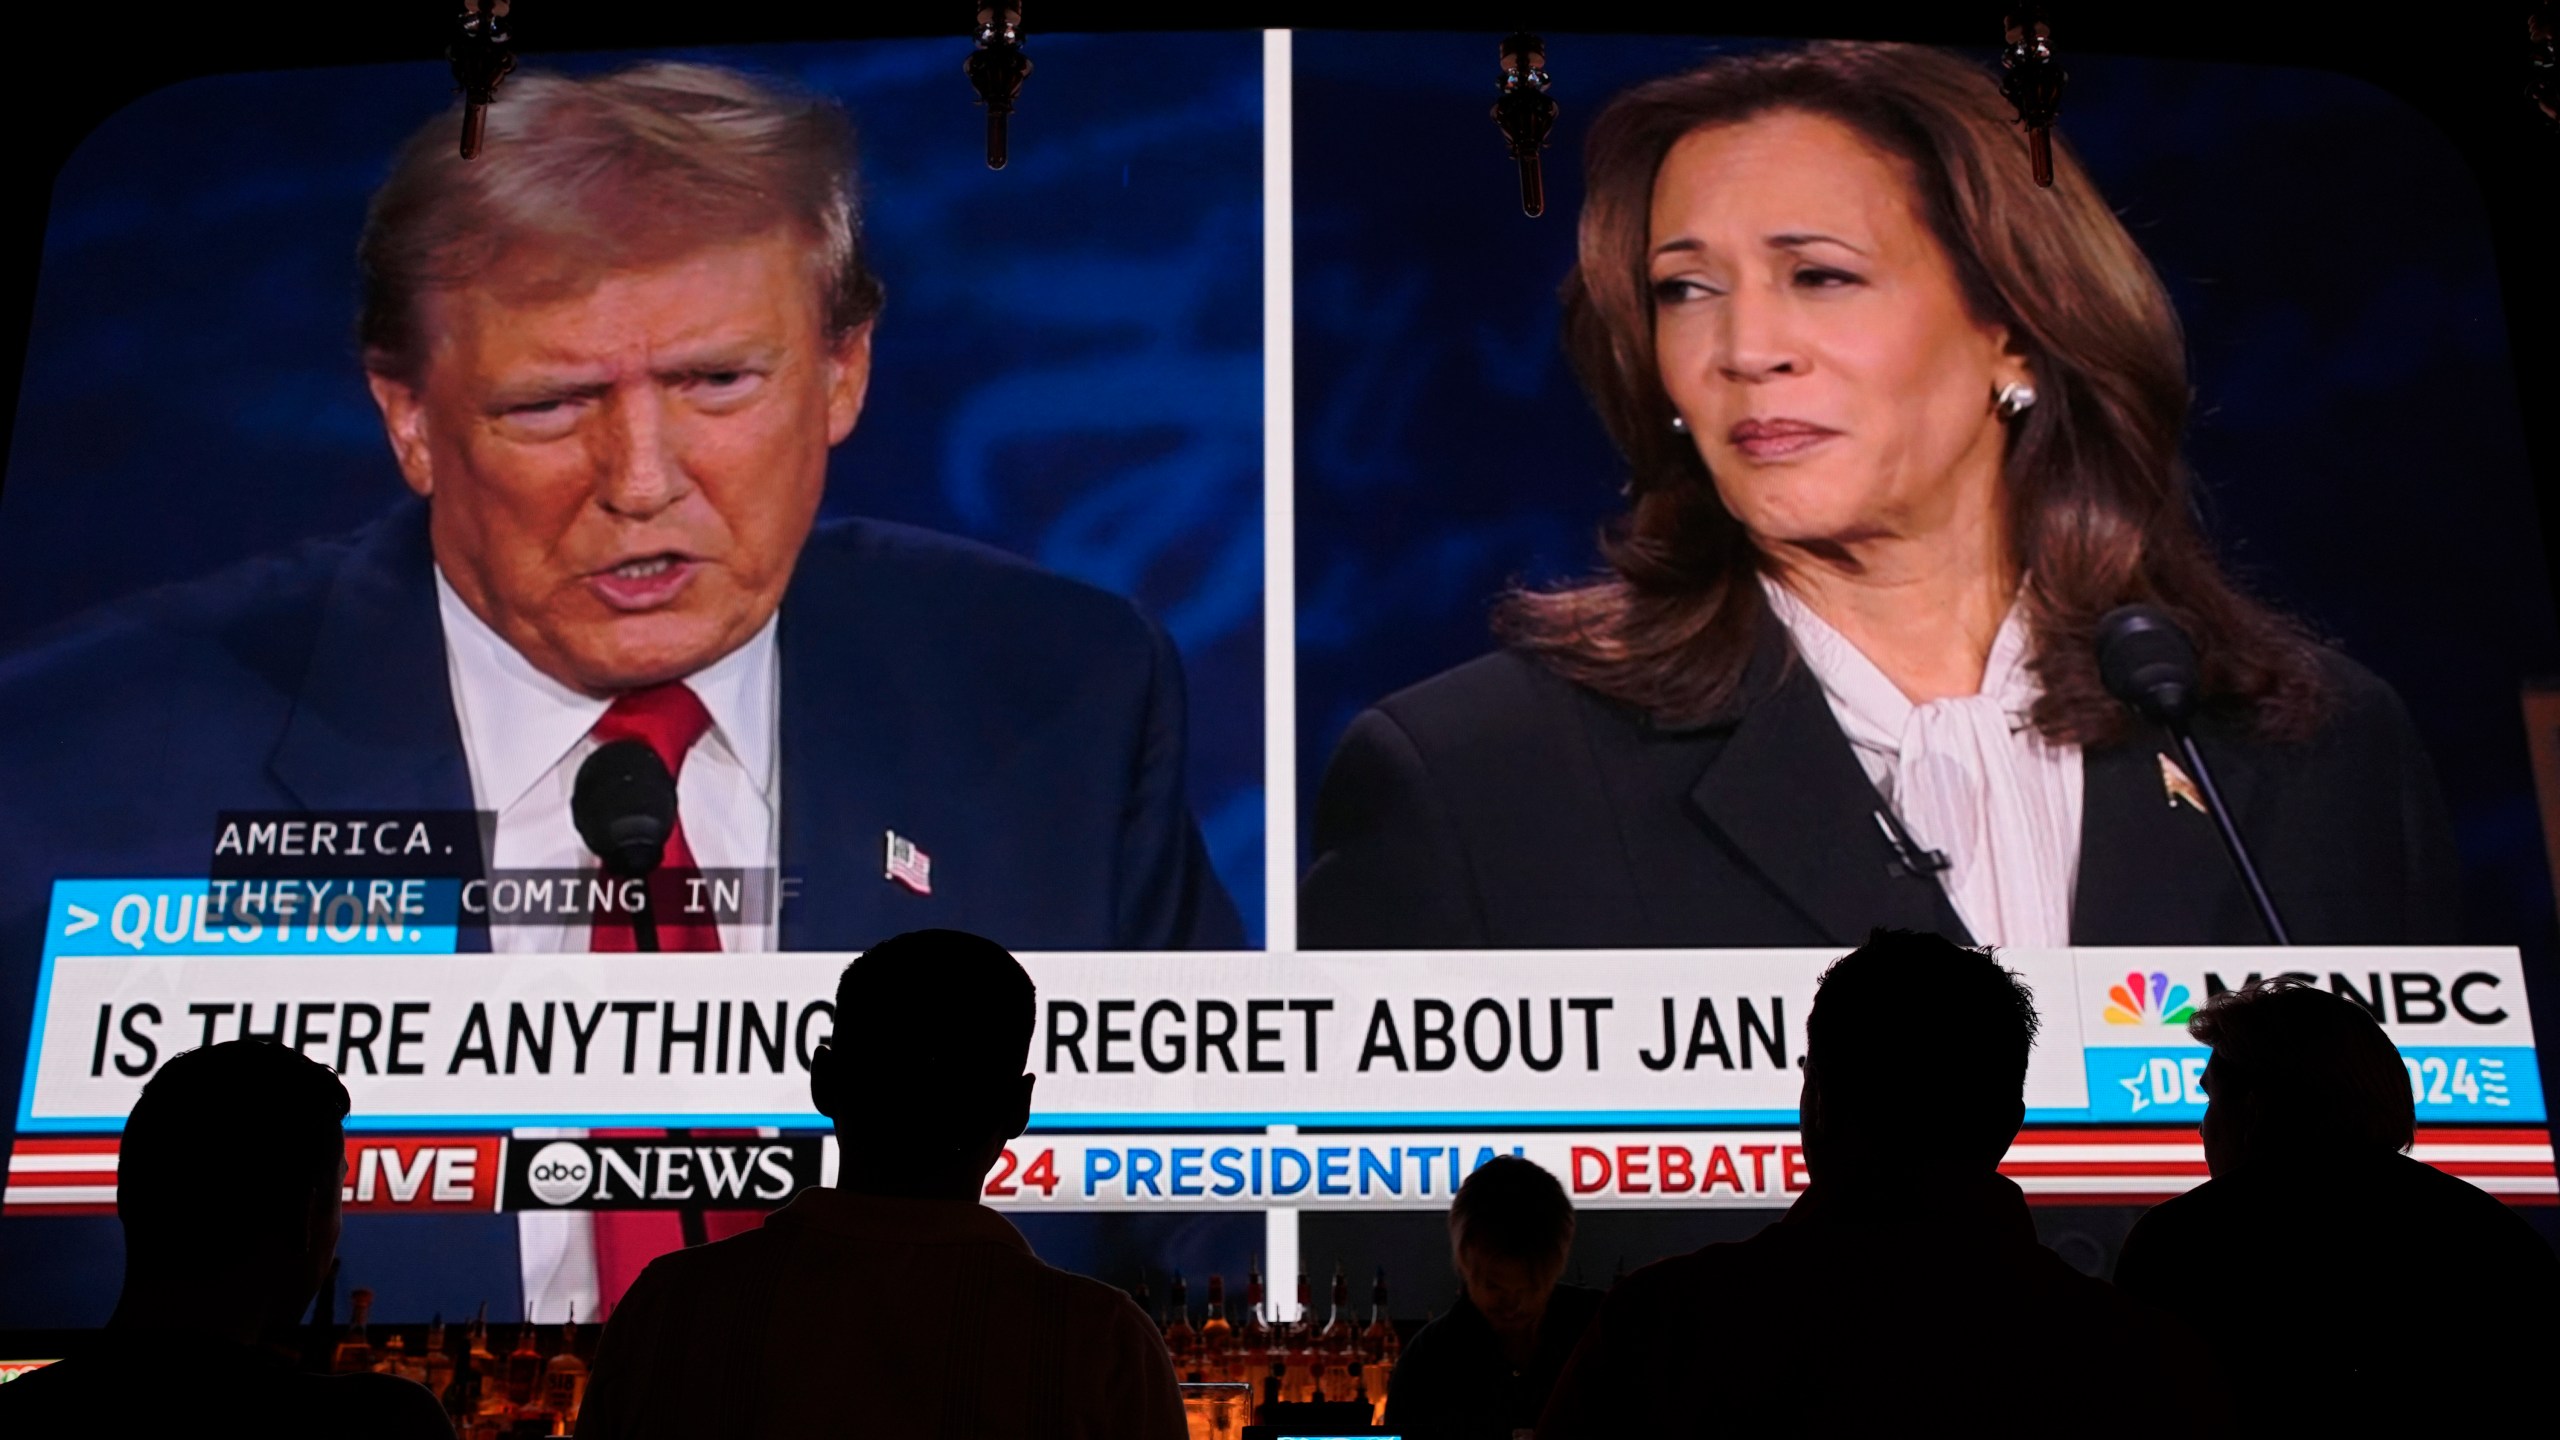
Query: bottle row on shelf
xmin=327 ymin=1288 xmax=588 ymax=1439
xmin=1138 ymin=1259 xmax=1401 ymax=1427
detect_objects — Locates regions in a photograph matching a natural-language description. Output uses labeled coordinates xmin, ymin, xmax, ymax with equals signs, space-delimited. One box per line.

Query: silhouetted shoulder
xmin=1022 ymin=1248 xmax=1169 ymax=1337
xmin=311 ymin=1370 xmax=457 ymax=1438
xmin=2125 ymin=1151 xmax=2560 ymax=1283
xmin=0 ymin=1342 xmax=454 ymax=1439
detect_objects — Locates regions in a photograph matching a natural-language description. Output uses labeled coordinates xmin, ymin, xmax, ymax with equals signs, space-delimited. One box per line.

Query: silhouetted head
xmin=1448 ymin=1155 xmax=1575 ymax=1343
xmin=1801 ymin=929 xmax=2039 ymax=1185
xmin=2191 ymin=977 xmax=2414 ymax=1178
xmin=812 ymin=929 xmax=1037 ymax=1198
xmin=116 ymin=1040 xmax=350 ymax=1330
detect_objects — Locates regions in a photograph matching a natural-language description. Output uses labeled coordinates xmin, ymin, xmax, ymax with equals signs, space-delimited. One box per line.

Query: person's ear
xmin=995 ymin=1072 xmax=1034 ymax=1141
xmin=365 ymin=368 xmax=438 ymax=500
xmin=808 ymin=1041 xmax=840 ymax=1121
xmin=823 ymin=321 xmax=874 ymax=446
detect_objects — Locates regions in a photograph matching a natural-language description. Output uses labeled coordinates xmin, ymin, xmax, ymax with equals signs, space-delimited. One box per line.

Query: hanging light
xmin=2000 ymin=7 xmax=2067 ymax=187
xmin=1491 ymin=32 xmax=1557 ymax=217
xmin=966 ymin=3 xmax=1032 ymax=171
xmin=449 ymin=0 xmax=517 ymax=160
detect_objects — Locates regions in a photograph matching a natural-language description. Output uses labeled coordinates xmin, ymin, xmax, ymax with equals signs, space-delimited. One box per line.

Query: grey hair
xmin=358 ymin=61 xmax=885 ymax=381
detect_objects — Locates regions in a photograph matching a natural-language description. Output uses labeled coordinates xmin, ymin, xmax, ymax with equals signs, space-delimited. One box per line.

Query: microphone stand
xmin=2169 ymin=727 xmax=2291 ymax=946
xmin=574 ymin=738 xmax=710 ymax=1246
xmin=628 ymin=873 xmax=709 ymax=1249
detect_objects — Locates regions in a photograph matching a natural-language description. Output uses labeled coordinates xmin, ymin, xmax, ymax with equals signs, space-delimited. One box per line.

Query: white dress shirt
xmin=1758 ymin=574 xmax=2083 ymax=948
xmin=435 ymin=570 xmax=782 ymax=952
xmin=435 ymin=568 xmax=783 ymax=1322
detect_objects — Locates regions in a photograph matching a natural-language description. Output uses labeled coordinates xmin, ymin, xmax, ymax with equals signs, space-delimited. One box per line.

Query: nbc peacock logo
xmin=2103 ymin=971 xmax=2197 ymax=1027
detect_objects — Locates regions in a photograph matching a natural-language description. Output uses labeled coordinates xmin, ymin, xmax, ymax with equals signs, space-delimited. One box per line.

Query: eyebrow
xmin=1770 ymin=231 xmax=1870 ymax=256
xmin=651 ymin=343 xmax=780 ymax=381
xmin=1649 ymin=231 xmax=1873 ymax=260
xmin=482 ymin=344 xmax=782 ymax=410
xmin=485 ymin=376 xmax=612 ymax=412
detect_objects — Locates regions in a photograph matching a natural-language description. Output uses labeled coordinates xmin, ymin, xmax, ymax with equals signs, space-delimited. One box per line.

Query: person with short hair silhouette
xmin=0 ymin=1040 xmax=453 ymax=1437
xmin=1383 ymin=1154 xmax=1599 ymax=1440
xmin=575 ymin=929 xmax=1185 ymax=1438
xmin=1539 ymin=929 xmax=2223 ymax=1437
xmin=2115 ymin=977 xmax=2560 ymax=1431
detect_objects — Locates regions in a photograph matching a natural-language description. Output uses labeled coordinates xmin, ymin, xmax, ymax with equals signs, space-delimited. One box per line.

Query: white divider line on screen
xmin=1264 ymin=1123 xmax=1300 ymax=1302
xmin=1260 ymin=26 xmax=1298 ymax=957
xmin=1261 ymin=27 xmax=1306 ymax=1288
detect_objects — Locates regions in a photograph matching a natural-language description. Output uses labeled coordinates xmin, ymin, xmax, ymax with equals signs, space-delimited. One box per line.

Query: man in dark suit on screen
xmin=0 ymin=62 xmax=1238 ymax=1323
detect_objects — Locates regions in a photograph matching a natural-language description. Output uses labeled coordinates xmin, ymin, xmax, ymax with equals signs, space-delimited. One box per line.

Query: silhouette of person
xmin=1539 ymin=929 xmax=2225 ymax=1437
xmin=1384 ymin=1154 xmax=1601 ymax=1440
xmin=0 ymin=1040 xmax=452 ymax=1438
xmin=574 ymin=929 xmax=1186 ymax=1438
xmin=2115 ymin=977 xmax=2560 ymax=1431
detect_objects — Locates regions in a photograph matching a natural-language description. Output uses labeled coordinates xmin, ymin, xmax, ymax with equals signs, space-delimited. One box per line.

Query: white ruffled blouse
xmin=1758 ymin=574 xmax=2084 ymax=948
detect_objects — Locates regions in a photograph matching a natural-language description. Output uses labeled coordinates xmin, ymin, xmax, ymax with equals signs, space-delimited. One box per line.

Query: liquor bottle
xmin=1312 ymin=1263 xmax=1355 ymax=1402
xmin=1199 ymin=1274 xmax=1235 ymax=1385
xmin=424 ymin=1314 xmax=454 ymax=1401
xmin=1163 ymin=1271 xmax=1199 ymax=1382
xmin=1132 ymin=1272 xmax=1156 ymax=1330
xmin=330 ymin=1287 xmax=377 ymax=1374
xmin=1238 ymin=1257 xmax=1278 ymax=1409
xmin=377 ymin=1331 xmax=414 ymax=1381
xmin=540 ymin=1304 xmax=590 ymax=1427
xmin=503 ymin=1323 xmax=544 ymax=1410
xmin=1361 ymin=1268 xmax=1399 ymax=1423
xmin=441 ymin=1341 xmax=481 ymax=1435
xmin=466 ymin=1306 xmax=506 ymax=1419
xmin=1281 ymin=1268 xmax=1317 ymax=1403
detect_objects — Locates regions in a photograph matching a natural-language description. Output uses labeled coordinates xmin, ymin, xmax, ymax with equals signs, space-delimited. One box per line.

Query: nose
xmin=593 ymin=389 xmax=691 ymax=520
xmin=1713 ymin=280 xmax=1804 ymax=384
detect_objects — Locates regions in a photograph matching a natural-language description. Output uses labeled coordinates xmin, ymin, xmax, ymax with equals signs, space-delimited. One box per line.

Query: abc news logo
xmin=503 ymin=1137 xmax=823 ymax=1211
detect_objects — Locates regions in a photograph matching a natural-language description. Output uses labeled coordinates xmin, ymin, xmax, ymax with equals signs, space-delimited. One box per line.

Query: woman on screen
xmin=1300 ymin=42 xmax=2459 ymax=950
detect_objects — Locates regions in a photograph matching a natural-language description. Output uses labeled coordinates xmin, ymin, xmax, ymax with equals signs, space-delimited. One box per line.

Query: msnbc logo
xmin=2104 ymin=971 xmax=2197 ymax=1027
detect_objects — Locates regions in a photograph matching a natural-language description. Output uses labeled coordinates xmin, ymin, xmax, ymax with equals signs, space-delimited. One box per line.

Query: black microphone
xmin=571 ymin=738 xmax=676 ymax=953
xmin=570 ymin=736 xmax=706 ymax=1246
xmin=2095 ymin=605 xmax=2291 ymax=944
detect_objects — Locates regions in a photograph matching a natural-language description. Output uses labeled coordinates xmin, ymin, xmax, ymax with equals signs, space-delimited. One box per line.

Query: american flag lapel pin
xmin=2158 ymin=752 xmax=2208 ymax=814
xmin=884 ymin=830 xmax=933 ymax=896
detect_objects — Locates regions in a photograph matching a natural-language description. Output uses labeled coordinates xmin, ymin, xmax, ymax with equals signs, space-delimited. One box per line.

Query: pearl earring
xmin=1670 ymin=414 xmax=1688 ymax=433
xmin=1994 ymin=381 xmax=2038 ymax=420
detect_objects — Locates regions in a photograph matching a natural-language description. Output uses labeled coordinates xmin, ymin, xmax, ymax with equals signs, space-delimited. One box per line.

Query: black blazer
xmin=1301 ymin=614 xmax=2460 ymax=949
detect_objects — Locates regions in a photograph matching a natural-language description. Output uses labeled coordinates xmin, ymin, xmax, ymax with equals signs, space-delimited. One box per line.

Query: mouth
xmin=584 ymin=552 xmax=701 ymax=612
xmin=1727 ymin=417 xmax=1841 ymax=461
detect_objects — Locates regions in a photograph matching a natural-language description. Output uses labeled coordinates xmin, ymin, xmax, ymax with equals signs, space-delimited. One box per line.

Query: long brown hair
xmin=1498 ymin=42 xmax=2329 ymax=745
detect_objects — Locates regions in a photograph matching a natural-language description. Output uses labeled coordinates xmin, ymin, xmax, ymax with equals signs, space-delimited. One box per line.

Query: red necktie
xmin=582 ymin=683 xmax=765 ymax=1311
xmin=585 ymin=683 xmax=722 ymax=954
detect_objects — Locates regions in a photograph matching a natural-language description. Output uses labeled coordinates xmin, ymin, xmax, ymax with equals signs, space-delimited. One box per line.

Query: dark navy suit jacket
xmin=0 ymin=500 xmax=1241 ymax=1321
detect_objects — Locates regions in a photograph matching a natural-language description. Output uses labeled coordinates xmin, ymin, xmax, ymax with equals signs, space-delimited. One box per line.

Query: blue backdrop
xmin=1292 ymin=34 xmax=2560 ymax=978
xmin=0 ymin=34 xmax=1267 ymax=1322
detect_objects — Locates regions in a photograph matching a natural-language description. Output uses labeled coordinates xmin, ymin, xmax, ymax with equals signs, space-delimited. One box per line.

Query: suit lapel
xmin=1679 ymin=616 xmax=1974 ymax=946
xmin=2072 ymin=717 xmax=2260 ymax=944
xmin=266 ymin=502 xmax=488 ymax=953
xmin=268 ymin=503 xmax=477 ymax=816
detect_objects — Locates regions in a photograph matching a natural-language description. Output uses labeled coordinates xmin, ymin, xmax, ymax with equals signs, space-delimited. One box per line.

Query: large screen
xmin=2 ymin=29 xmax=2552 ymax=1335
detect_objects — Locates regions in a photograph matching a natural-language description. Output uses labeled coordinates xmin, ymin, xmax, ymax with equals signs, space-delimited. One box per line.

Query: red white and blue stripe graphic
xmin=11 ymin=1127 xmax=2551 ymax=1214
